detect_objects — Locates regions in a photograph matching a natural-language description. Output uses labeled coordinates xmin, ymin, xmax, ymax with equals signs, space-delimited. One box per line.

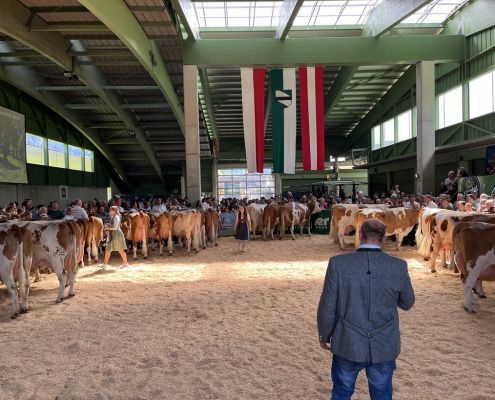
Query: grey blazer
xmin=317 ymin=248 xmax=415 ymax=364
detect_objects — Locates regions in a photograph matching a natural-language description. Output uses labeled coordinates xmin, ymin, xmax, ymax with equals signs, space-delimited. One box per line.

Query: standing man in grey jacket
xmin=317 ymin=218 xmax=415 ymax=399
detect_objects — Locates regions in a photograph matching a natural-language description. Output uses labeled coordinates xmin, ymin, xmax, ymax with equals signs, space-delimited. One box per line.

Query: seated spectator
xmin=465 ymin=203 xmax=474 ymax=213
xmin=424 ymin=194 xmax=437 ymax=208
xmin=195 ymin=200 xmax=202 ymax=211
xmin=72 ymin=199 xmax=89 ymax=220
xmin=35 ymin=207 xmax=51 ymax=219
xmin=318 ymin=198 xmax=328 ymax=210
xmin=130 ymin=201 xmax=139 ymax=213
xmin=457 ymin=201 xmax=466 ymax=212
xmin=142 ymin=201 xmax=151 ymax=212
xmin=21 ymin=211 xmax=32 ymax=220
xmin=97 ymin=206 xmax=110 ymax=222
xmin=486 ymin=166 xmax=494 ymax=175
xmin=48 ymin=201 xmax=65 ymax=219
xmin=453 ymin=193 xmax=464 ymax=210
xmin=405 ymin=194 xmax=420 ymax=210
xmin=483 ymin=199 xmax=495 ymax=213
xmin=152 ymin=198 xmax=167 ymax=214
xmin=64 ymin=207 xmax=74 ymax=220
xmin=439 ymin=197 xmax=454 ymax=210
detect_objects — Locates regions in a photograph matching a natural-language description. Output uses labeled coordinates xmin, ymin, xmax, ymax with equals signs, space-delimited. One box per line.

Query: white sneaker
xmin=242 ymin=248 xmax=246 ymax=252
xmin=120 ymin=263 xmax=129 ymax=269
xmin=98 ymin=264 xmax=107 ymax=269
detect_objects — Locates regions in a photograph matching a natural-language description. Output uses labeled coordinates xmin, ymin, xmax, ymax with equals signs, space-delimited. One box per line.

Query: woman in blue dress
xmin=234 ymin=205 xmax=251 ymax=252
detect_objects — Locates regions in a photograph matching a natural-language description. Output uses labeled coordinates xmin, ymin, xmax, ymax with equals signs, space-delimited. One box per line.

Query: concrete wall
xmin=0 ymin=183 xmax=109 ymax=209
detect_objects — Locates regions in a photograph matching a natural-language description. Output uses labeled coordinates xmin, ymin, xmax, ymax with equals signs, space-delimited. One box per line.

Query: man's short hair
xmin=361 ymin=218 xmax=387 ymax=242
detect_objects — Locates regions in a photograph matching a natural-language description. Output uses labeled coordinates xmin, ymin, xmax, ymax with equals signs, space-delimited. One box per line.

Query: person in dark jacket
xmin=317 ymin=218 xmax=415 ymax=399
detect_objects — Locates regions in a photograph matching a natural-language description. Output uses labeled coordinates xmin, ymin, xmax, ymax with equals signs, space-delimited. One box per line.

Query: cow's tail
xmin=267 ymin=217 xmax=271 ymax=240
xmin=417 ymin=231 xmax=430 ymax=258
xmin=450 ymin=227 xmax=461 ymax=271
xmin=329 ymin=216 xmax=336 ymax=240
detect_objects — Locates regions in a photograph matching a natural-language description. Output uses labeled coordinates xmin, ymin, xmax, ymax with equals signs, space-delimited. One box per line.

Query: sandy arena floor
xmin=1 ymin=234 xmax=495 ymax=400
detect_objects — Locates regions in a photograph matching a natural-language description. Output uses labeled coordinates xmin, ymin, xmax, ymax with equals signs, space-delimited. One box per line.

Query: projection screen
xmin=0 ymin=105 xmax=27 ymax=184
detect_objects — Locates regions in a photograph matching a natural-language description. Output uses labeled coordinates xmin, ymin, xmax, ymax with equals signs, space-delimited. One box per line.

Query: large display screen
xmin=0 ymin=106 xmax=27 ymax=184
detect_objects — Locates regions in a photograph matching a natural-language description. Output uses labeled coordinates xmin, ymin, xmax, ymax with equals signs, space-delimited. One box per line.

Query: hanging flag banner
xmin=299 ymin=67 xmax=325 ymax=171
xmin=240 ymin=68 xmax=266 ymax=173
xmin=271 ymin=68 xmax=297 ymax=174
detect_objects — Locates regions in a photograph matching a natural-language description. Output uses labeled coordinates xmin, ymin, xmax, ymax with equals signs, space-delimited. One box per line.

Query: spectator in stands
xmin=97 ymin=206 xmax=110 ymax=221
xmin=453 ymin=193 xmax=464 ymax=210
xmin=152 ymin=197 xmax=167 ymax=214
xmin=48 ymin=201 xmax=65 ymax=219
xmin=21 ymin=198 xmax=37 ymax=218
xmin=465 ymin=194 xmax=475 ymax=208
xmin=486 ymin=166 xmax=495 ymax=175
xmin=183 ymin=196 xmax=191 ymax=208
xmin=21 ymin=211 xmax=32 ymax=220
xmin=142 ymin=201 xmax=151 ymax=212
xmin=72 ymin=199 xmax=88 ymax=220
xmin=424 ymin=194 xmax=437 ymax=208
xmin=465 ymin=203 xmax=474 ymax=212
xmin=390 ymin=194 xmax=398 ymax=205
xmin=319 ymin=198 xmax=328 ymax=210
xmin=404 ymin=194 xmax=420 ymax=210
xmin=82 ymin=202 xmax=89 ymax=213
xmin=440 ymin=197 xmax=454 ymax=210
xmin=484 ymin=199 xmax=495 ymax=213
xmin=64 ymin=207 xmax=73 ymax=220
xmin=115 ymin=198 xmax=124 ymax=213
xmin=445 ymin=171 xmax=457 ymax=190
xmin=457 ymin=201 xmax=466 ymax=211
xmin=458 ymin=168 xmax=468 ymax=178
xmin=34 ymin=207 xmax=50 ymax=219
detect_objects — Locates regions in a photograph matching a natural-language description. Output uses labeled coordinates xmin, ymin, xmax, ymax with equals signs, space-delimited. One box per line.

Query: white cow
xmin=247 ymin=203 xmax=267 ymax=240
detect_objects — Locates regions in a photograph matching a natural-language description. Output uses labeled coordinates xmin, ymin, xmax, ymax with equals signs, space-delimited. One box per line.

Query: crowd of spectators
xmin=4 ymin=166 xmax=494 ymax=222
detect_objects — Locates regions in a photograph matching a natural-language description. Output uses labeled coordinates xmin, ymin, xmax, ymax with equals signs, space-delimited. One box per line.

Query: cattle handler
xmin=99 ymin=206 xmax=129 ymax=269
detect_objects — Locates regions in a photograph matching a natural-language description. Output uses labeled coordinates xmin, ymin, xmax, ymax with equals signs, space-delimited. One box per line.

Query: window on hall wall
xmin=84 ymin=150 xmax=94 ymax=172
xmin=438 ymin=86 xmax=462 ymax=128
xmin=371 ymin=125 xmax=380 ymax=150
xmin=26 ymin=134 xmax=45 ymax=165
xmin=397 ymin=110 xmax=412 ymax=142
xmin=68 ymin=145 xmax=82 ymax=171
xmin=217 ymin=168 xmax=274 ymax=200
xmin=382 ymin=119 xmax=394 ymax=147
xmin=469 ymin=71 xmax=495 ymax=119
xmin=48 ymin=139 xmax=66 ymax=168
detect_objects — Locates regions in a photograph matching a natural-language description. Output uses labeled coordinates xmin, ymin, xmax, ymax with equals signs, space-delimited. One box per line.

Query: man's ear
xmin=382 ymin=235 xmax=388 ymax=246
xmin=359 ymin=231 xmax=363 ymax=242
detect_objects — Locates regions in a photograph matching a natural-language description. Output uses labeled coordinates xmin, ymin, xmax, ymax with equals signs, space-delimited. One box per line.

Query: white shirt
xmin=404 ymin=201 xmax=420 ymax=210
xmin=152 ymin=204 xmax=168 ymax=214
xmin=426 ymin=201 xmax=438 ymax=208
xmin=63 ymin=215 xmax=74 ymax=220
xmin=72 ymin=205 xmax=88 ymax=220
xmin=201 ymin=203 xmax=211 ymax=212
xmin=445 ymin=177 xmax=457 ymax=187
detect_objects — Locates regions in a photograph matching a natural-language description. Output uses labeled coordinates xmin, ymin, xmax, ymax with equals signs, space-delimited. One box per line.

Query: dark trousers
xmin=331 ymin=355 xmax=395 ymax=400
xmin=310 ymin=213 xmax=317 ymax=233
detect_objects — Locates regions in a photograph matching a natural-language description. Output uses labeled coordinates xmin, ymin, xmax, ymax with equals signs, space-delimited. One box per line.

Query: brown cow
xmin=170 ymin=209 xmax=201 ymax=254
xmin=451 ymin=222 xmax=495 ymax=312
xmin=0 ymin=224 xmax=32 ymax=318
xmin=263 ymin=202 xmax=281 ymax=241
xmin=151 ymin=212 xmax=174 ymax=256
xmin=84 ymin=216 xmax=104 ymax=265
xmin=202 ymin=208 xmax=219 ymax=248
xmin=121 ymin=212 xmax=150 ymax=260
xmin=280 ymin=202 xmax=320 ymax=240
xmin=354 ymin=207 xmax=420 ymax=251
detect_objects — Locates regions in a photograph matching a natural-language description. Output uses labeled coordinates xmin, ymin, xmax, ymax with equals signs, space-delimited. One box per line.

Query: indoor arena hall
xmin=2 ymin=0 xmax=495 ymax=399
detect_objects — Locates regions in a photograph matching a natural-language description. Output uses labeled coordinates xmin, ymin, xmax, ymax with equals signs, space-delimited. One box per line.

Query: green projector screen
xmin=0 ymin=105 xmax=27 ymax=184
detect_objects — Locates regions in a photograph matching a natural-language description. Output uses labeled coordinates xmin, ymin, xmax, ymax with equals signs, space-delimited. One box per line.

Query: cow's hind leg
xmin=133 ymin=240 xmax=138 ymax=261
xmin=3 ymin=274 xmax=20 ymax=318
xmin=463 ymin=265 xmax=480 ymax=312
xmin=291 ymin=224 xmax=296 ymax=240
xmin=473 ymin=281 xmax=486 ymax=299
xmin=34 ymin=269 xmax=41 ymax=283
xmin=56 ymin=272 xmax=67 ymax=303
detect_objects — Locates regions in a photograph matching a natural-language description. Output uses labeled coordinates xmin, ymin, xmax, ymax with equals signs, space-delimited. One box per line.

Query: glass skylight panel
xmin=402 ymin=1 xmax=462 ymax=24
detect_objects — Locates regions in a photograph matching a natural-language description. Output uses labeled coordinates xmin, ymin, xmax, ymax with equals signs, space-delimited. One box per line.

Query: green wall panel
xmin=391 ymin=169 xmax=414 ymax=194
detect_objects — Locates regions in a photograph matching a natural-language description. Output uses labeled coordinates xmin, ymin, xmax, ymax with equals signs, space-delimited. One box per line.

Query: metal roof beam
xmin=104 ymin=138 xmax=185 ymax=145
xmin=38 ymin=86 xmax=90 ymax=91
xmin=65 ymin=104 xmax=111 ymax=109
xmin=170 ymin=0 xmax=200 ymax=40
xmin=183 ymin=36 xmax=465 ymax=66
xmin=0 ymin=0 xmax=166 ymax=186
xmin=120 ymin=104 xmax=171 ymax=109
xmin=198 ymin=69 xmax=219 ymax=148
xmin=324 ymin=66 xmax=359 ymax=119
xmin=80 ymin=0 xmax=185 ymax=136
xmin=0 ymin=43 xmax=132 ymax=189
xmin=63 ymin=35 xmax=177 ymax=41
xmin=102 ymin=85 xmax=159 ymax=90
xmin=276 ymin=0 xmax=304 ymax=40
xmin=28 ymin=21 xmax=172 ymax=31
xmin=29 ymin=6 xmax=167 ymax=13
xmin=363 ymin=0 xmax=436 ymax=37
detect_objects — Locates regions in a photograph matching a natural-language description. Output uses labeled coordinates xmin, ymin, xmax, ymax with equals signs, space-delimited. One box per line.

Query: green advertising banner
xmin=294 ymin=210 xmax=332 ymax=234
xmin=458 ymin=176 xmax=495 ymax=197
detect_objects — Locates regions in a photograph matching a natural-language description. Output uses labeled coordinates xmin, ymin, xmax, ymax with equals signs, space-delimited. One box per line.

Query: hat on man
xmin=466 ymin=194 xmax=475 ymax=200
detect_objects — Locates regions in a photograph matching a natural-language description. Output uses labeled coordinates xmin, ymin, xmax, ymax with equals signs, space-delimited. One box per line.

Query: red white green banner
xmin=299 ymin=67 xmax=325 ymax=171
xmin=240 ymin=68 xmax=266 ymax=173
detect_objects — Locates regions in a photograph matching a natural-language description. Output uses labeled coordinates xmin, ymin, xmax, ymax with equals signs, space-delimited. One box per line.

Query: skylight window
xmin=402 ymin=0 xmax=465 ymax=24
xmin=195 ymin=2 xmax=281 ymax=28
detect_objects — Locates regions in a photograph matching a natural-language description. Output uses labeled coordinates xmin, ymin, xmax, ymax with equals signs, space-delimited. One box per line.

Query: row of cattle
xmin=0 ymin=208 xmax=220 ymax=319
xmin=330 ymin=204 xmax=495 ymax=312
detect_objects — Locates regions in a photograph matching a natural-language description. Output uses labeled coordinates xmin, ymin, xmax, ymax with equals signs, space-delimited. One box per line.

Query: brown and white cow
xmin=202 ymin=208 xmax=219 ymax=248
xmin=0 ymin=224 xmax=32 ymax=318
xmin=263 ymin=202 xmax=281 ymax=241
xmin=451 ymin=222 xmax=495 ymax=312
xmin=121 ymin=212 xmax=150 ymax=260
xmin=419 ymin=212 xmax=495 ymax=272
xmin=84 ymin=216 xmax=104 ymax=265
xmin=415 ymin=208 xmax=447 ymax=251
xmin=18 ymin=220 xmax=78 ymax=303
xmin=354 ymin=207 xmax=420 ymax=251
xmin=330 ymin=204 xmax=390 ymax=250
xmin=280 ymin=202 xmax=320 ymax=240
xmin=149 ymin=212 xmax=174 ymax=256
xmin=171 ymin=209 xmax=201 ymax=254
xmin=247 ymin=203 xmax=266 ymax=240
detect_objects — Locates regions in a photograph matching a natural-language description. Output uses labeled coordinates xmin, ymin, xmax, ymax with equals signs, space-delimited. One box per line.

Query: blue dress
xmin=235 ymin=214 xmax=250 ymax=242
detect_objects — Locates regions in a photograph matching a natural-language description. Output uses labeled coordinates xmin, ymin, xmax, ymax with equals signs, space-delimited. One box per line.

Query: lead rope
xmin=367 ymin=252 xmax=371 ymax=321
